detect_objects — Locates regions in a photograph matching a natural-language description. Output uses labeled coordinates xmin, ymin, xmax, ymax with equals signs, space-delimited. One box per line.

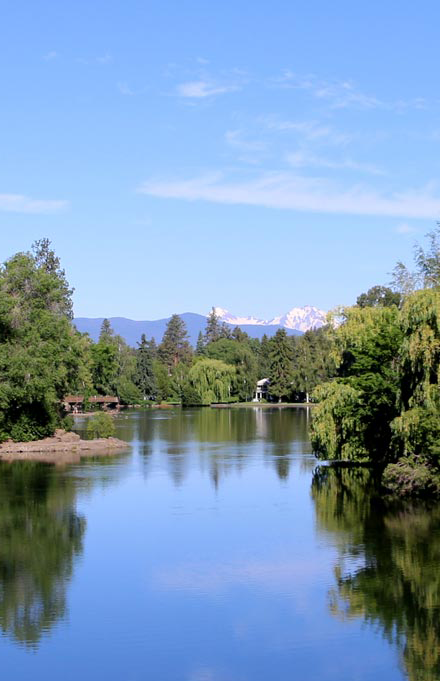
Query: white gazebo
xmin=253 ymin=378 xmax=270 ymax=402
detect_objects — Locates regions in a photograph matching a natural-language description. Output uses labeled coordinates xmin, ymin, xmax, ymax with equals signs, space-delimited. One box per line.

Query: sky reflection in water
xmin=0 ymin=408 xmax=434 ymax=680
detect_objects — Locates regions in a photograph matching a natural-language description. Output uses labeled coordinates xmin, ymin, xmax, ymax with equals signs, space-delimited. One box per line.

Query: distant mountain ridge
xmin=214 ymin=305 xmax=327 ymax=332
xmin=73 ymin=306 xmax=327 ymax=347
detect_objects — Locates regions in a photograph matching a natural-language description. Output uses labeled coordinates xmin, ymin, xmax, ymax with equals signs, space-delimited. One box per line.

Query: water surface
xmin=0 ymin=408 xmax=437 ymax=680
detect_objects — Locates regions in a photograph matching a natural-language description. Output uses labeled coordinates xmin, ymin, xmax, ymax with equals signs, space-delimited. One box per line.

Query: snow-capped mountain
xmin=214 ymin=306 xmax=327 ymax=332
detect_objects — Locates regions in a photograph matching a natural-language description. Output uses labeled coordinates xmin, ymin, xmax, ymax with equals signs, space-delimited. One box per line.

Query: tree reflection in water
xmin=0 ymin=462 xmax=85 ymax=647
xmin=312 ymin=465 xmax=440 ymax=681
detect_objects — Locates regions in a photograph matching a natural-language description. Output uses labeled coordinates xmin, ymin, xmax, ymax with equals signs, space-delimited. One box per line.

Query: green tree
xmin=153 ymin=359 xmax=171 ymax=402
xmin=134 ymin=334 xmax=157 ymax=399
xmin=205 ymin=307 xmax=222 ymax=344
xmin=311 ymin=305 xmax=402 ymax=462
xmin=291 ymin=327 xmax=336 ymax=402
xmin=268 ymin=329 xmax=293 ymax=402
xmin=0 ymin=243 xmax=91 ymax=441
xmin=357 ymin=285 xmax=401 ymax=309
xmin=195 ymin=331 xmax=206 ymax=356
xmin=158 ymin=314 xmax=192 ymax=372
xmin=187 ymin=358 xmax=235 ymax=405
xmin=205 ymin=338 xmax=257 ymax=401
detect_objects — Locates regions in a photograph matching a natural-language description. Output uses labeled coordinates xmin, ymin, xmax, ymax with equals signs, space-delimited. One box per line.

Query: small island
xmin=0 ymin=429 xmax=129 ymax=465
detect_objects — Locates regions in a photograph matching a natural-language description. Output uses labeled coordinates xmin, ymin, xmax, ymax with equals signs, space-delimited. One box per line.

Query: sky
xmin=1 ymin=1 xmax=440 ymax=320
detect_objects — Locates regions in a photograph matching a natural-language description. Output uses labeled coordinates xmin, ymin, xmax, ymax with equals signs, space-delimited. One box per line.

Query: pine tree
xmin=205 ymin=307 xmax=222 ymax=344
xmin=99 ymin=318 xmax=113 ymax=342
xmin=158 ymin=314 xmax=192 ymax=372
xmin=269 ymin=329 xmax=293 ymax=402
xmin=135 ymin=334 xmax=157 ymax=399
xmin=195 ymin=331 xmax=206 ymax=356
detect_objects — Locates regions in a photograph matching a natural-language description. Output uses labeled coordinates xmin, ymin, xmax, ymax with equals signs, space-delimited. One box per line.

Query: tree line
xmin=0 ymin=239 xmax=333 ymax=442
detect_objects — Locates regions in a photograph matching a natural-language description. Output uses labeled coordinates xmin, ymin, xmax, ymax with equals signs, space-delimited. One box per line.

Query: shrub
xmin=86 ymin=412 xmax=115 ymax=439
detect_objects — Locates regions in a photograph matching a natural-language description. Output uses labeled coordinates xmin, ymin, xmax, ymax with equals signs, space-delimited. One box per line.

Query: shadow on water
xmin=312 ymin=465 xmax=440 ymax=681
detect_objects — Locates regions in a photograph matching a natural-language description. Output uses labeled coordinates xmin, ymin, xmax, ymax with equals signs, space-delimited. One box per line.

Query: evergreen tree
xmin=99 ymin=318 xmax=113 ymax=342
xmin=135 ymin=334 xmax=157 ymax=400
xmin=205 ymin=307 xmax=222 ymax=344
xmin=158 ymin=314 xmax=192 ymax=372
xmin=258 ymin=334 xmax=272 ymax=378
xmin=195 ymin=331 xmax=206 ymax=356
xmin=268 ymin=329 xmax=293 ymax=402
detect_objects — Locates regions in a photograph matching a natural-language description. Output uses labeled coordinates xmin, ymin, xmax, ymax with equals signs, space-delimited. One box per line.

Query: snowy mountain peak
xmin=212 ymin=306 xmax=327 ymax=332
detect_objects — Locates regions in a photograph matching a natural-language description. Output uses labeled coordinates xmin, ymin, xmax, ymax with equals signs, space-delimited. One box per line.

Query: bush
xmin=86 ymin=412 xmax=115 ymax=439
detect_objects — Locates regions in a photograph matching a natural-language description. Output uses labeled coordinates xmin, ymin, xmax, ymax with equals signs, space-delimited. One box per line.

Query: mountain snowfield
xmin=214 ymin=305 xmax=327 ymax=332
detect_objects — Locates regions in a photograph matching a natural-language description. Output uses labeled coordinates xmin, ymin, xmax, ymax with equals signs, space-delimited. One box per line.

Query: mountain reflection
xmin=312 ymin=465 xmax=440 ymax=681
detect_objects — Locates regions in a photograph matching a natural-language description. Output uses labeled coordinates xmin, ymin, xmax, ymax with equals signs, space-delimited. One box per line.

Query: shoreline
xmin=0 ymin=429 xmax=130 ymax=465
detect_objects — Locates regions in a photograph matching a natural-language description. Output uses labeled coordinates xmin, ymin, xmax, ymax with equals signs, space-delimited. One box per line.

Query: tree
xmin=158 ymin=314 xmax=192 ymax=372
xmin=0 ymin=244 xmax=91 ymax=441
xmin=187 ymin=359 xmax=235 ymax=405
xmin=205 ymin=338 xmax=257 ymax=401
xmin=357 ymin=285 xmax=401 ymax=309
xmin=291 ymin=327 xmax=336 ymax=402
xmin=134 ymin=334 xmax=157 ymax=400
xmin=268 ymin=329 xmax=293 ymax=402
xmin=311 ymin=305 xmax=402 ymax=462
xmin=205 ymin=307 xmax=222 ymax=344
xmin=99 ymin=318 xmax=113 ymax=342
xmin=195 ymin=331 xmax=206 ymax=356
xmin=258 ymin=334 xmax=272 ymax=378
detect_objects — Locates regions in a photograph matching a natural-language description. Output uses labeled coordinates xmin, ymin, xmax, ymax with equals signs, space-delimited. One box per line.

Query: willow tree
xmin=311 ymin=305 xmax=402 ymax=463
xmin=187 ymin=358 xmax=235 ymax=405
xmin=384 ymin=288 xmax=440 ymax=494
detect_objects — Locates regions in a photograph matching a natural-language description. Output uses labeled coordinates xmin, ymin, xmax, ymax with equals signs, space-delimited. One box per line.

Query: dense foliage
xmin=311 ymin=226 xmax=440 ymax=496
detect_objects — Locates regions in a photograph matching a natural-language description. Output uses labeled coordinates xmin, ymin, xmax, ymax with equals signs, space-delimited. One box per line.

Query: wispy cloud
xmin=0 ymin=193 xmax=68 ymax=214
xmin=139 ymin=171 xmax=440 ymax=219
xmin=176 ymin=80 xmax=240 ymax=99
xmin=117 ymin=82 xmax=135 ymax=96
xmin=262 ymin=117 xmax=350 ymax=146
xmin=225 ymin=129 xmax=266 ymax=152
xmin=97 ymin=53 xmax=112 ymax=65
xmin=272 ymin=71 xmax=428 ymax=111
xmin=394 ymin=222 xmax=418 ymax=234
xmin=286 ymin=150 xmax=384 ymax=176
xmin=42 ymin=51 xmax=57 ymax=61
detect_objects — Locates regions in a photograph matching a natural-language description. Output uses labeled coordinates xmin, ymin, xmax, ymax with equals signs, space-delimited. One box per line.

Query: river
xmin=0 ymin=407 xmax=437 ymax=680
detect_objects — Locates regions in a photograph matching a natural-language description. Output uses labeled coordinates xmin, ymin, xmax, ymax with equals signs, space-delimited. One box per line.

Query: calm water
xmin=0 ymin=408 xmax=438 ymax=681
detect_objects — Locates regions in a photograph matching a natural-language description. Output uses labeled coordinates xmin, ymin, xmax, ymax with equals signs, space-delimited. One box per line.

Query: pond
xmin=0 ymin=407 xmax=438 ymax=681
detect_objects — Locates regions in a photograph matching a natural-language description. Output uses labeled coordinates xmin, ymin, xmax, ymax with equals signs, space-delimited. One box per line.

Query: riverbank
xmin=0 ymin=429 xmax=130 ymax=465
xmin=211 ymin=402 xmax=316 ymax=408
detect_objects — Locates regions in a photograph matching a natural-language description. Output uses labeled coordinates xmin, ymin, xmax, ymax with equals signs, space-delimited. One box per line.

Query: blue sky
xmin=1 ymin=1 xmax=440 ymax=320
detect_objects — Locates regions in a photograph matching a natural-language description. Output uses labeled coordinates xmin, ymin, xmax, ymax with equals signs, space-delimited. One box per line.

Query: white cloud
xmin=286 ymin=151 xmax=384 ymax=176
xmin=272 ymin=71 xmax=428 ymax=111
xmin=117 ymin=82 xmax=134 ymax=96
xmin=262 ymin=117 xmax=350 ymax=146
xmin=0 ymin=194 xmax=68 ymax=214
xmin=176 ymin=80 xmax=240 ymax=99
xmin=224 ymin=129 xmax=266 ymax=152
xmin=395 ymin=222 xmax=418 ymax=234
xmin=139 ymin=171 xmax=440 ymax=219
xmin=97 ymin=53 xmax=112 ymax=64
xmin=42 ymin=51 xmax=57 ymax=61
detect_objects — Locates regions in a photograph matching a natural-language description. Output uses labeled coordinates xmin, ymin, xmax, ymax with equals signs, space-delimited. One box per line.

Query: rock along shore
xmin=0 ymin=429 xmax=130 ymax=465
